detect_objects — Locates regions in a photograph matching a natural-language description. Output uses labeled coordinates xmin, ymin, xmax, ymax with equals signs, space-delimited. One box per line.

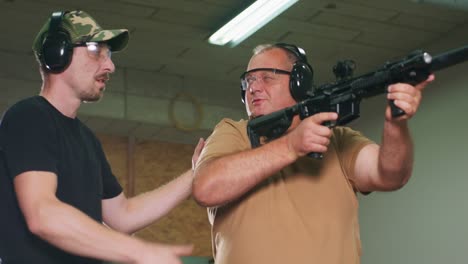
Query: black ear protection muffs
xmin=39 ymin=11 xmax=73 ymax=73
xmin=274 ymin=43 xmax=314 ymax=102
xmin=240 ymin=43 xmax=314 ymax=104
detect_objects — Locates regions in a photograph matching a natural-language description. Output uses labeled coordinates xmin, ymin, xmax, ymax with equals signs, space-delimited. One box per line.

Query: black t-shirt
xmin=0 ymin=96 xmax=122 ymax=264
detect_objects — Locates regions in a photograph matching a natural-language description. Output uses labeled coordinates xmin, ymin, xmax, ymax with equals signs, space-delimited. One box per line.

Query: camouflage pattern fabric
xmin=32 ymin=10 xmax=129 ymax=54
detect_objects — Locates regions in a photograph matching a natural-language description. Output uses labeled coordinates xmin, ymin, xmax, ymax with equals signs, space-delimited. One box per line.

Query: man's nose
xmin=103 ymin=57 xmax=115 ymax=73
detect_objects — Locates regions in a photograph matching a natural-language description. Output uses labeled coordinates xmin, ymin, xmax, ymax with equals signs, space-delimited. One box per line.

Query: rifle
xmin=247 ymin=44 xmax=468 ymax=158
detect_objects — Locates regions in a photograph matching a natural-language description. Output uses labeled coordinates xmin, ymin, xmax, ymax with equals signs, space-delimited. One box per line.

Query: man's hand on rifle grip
xmin=385 ymin=74 xmax=434 ymax=122
xmin=286 ymin=112 xmax=338 ymax=159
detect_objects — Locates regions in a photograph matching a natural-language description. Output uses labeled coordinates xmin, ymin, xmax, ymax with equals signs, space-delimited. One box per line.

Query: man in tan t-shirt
xmin=192 ymin=43 xmax=434 ymax=264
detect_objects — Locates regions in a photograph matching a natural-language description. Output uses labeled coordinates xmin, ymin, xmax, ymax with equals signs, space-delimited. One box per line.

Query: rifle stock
xmin=247 ymin=43 xmax=468 ymax=157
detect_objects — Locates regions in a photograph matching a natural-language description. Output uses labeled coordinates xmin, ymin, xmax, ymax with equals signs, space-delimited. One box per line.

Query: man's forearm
xmin=192 ymin=135 xmax=297 ymax=207
xmin=378 ymin=120 xmax=414 ymax=187
xmin=32 ymin=200 xmax=147 ymax=263
xmin=108 ymin=169 xmax=194 ymax=234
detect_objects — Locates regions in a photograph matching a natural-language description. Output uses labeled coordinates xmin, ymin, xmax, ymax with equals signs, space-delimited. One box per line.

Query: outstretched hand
xmin=192 ymin=138 xmax=205 ymax=170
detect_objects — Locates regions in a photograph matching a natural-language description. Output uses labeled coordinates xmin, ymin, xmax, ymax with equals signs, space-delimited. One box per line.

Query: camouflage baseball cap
xmin=32 ymin=10 xmax=129 ymax=55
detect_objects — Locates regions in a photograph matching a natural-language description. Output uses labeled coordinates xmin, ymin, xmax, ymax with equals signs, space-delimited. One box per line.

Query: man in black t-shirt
xmin=0 ymin=10 xmax=204 ymax=264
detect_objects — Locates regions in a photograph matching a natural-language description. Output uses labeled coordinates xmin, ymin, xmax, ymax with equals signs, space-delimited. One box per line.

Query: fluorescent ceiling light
xmin=208 ymin=0 xmax=299 ymax=47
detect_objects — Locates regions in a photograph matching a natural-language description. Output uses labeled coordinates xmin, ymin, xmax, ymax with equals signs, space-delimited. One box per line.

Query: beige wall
xmin=97 ymin=134 xmax=212 ymax=257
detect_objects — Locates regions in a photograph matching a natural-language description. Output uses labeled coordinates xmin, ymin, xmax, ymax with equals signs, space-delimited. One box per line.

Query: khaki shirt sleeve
xmin=332 ymin=126 xmax=375 ymax=193
xmin=196 ymin=118 xmax=251 ymax=168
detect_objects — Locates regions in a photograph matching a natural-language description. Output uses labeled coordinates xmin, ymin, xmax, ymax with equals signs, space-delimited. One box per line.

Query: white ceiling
xmin=1 ymin=0 xmax=468 ymax=144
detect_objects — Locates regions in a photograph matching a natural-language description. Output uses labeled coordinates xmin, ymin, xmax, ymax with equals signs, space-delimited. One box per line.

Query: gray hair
xmin=252 ymin=44 xmax=298 ymax=64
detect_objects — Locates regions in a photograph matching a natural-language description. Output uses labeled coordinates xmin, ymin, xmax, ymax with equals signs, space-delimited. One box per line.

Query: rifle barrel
xmin=431 ymin=44 xmax=468 ymax=72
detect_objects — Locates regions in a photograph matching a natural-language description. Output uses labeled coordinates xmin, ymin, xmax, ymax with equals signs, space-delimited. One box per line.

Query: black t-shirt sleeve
xmin=1 ymin=102 xmax=59 ymax=179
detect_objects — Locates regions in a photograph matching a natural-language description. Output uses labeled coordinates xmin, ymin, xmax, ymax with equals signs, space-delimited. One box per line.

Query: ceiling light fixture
xmin=208 ymin=0 xmax=299 ymax=47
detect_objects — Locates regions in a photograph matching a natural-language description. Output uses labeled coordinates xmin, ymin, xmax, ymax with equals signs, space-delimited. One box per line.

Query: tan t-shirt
xmin=197 ymin=118 xmax=373 ymax=264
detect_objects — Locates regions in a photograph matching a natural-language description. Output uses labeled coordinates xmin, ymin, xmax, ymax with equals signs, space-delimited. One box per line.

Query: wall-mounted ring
xmin=168 ymin=92 xmax=203 ymax=132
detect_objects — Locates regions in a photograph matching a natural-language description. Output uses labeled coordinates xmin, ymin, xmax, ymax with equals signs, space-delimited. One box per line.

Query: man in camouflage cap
xmin=0 ymin=10 xmax=204 ymax=264
xmin=32 ymin=10 xmax=129 ymax=74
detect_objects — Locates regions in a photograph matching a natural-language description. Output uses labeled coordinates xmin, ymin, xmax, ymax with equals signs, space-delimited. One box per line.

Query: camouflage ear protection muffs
xmin=40 ymin=11 xmax=73 ymax=73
